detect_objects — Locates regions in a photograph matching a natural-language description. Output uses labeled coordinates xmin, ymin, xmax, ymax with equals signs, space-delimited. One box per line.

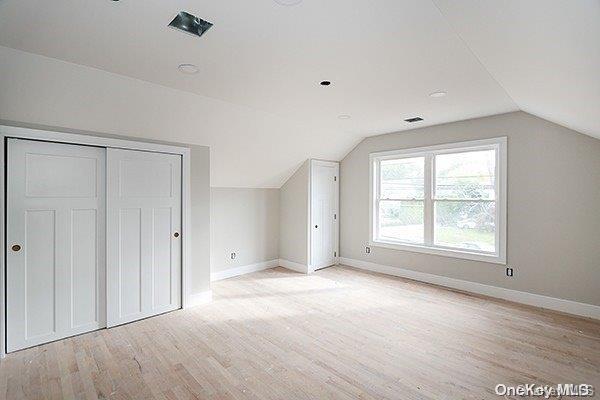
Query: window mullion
xmin=424 ymin=154 xmax=434 ymax=245
xmin=374 ymin=160 xmax=381 ymax=240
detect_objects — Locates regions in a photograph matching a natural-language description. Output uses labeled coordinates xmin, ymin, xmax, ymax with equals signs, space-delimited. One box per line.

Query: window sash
xmin=432 ymin=198 xmax=496 ymax=254
xmin=432 ymin=148 xmax=497 ymax=202
xmin=371 ymin=138 xmax=505 ymax=262
xmin=377 ymin=199 xmax=425 ymax=244
xmin=378 ymin=156 xmax=425 ymax=200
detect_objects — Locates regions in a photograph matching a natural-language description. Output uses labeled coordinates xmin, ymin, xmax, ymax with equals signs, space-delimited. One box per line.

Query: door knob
xmin=173 ymin=232 xmax=180 ymax=238
xmin=314 ymin=225 xmax=318 ymax=228
xmin=11 ymin=244 xmax=21 ymax=252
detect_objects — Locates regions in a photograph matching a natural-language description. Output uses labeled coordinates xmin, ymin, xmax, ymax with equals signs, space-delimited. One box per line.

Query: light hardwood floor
xmin=1 ymin=266 xmax=599 ymax=399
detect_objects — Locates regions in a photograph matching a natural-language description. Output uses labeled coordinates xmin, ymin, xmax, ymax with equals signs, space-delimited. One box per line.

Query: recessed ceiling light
xmin=429 ymin=91 xmax=447 ymax=98
xmin=178 ymin=64 xmax=200 ymax=74
xmin=320 ymin=81 xmax=331 ymax=86
xmin=338 ymin=114 xmax=351 ymax=120
xmin=274 ymin=0 xmax=303 ymax=5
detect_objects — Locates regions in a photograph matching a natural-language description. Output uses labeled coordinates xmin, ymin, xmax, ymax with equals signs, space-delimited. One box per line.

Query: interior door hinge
xmin=334 ymin=251 xmax=337 ymax=257
xmin=334 ymin=176 xmax=337 ymax=182
xmin=333 ymin=213 xmax=337 ymax=220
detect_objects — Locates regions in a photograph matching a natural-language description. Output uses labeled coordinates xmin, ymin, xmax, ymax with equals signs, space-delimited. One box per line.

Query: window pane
xmin=380 ymin=157 xmax=424 ymax=199
xmin=378 ymin=200 xmax=424 ymax=244
xmin=435 ymin=150 xmax=495 ymax=200
xmin=434 ymin=201 xmax=495 ymax=252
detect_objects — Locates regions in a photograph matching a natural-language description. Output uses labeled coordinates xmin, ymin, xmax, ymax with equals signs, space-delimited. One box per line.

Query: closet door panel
xmin=6 ymin=139 xmax=106 ymax=352
xmin=119 ymin=208 xmax=143 ymax=317
xmin=71 ymin=208 xmax=100 ymax=328
xmin=153 ymin=207 xmax=174 ymax=308
xmin=24 ymin=209 xmax=56 ymax=339
xmin=107 ymin=148 xmax=182 ymax=327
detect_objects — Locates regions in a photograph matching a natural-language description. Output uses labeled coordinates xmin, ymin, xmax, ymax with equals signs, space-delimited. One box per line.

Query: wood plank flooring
xmin=1 ymin=266 xmax=599 ymax=399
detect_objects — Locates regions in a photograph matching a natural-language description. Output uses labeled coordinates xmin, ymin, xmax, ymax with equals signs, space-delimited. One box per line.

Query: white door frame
xmin=308 ymin=159 xmax=340 ymax=272
xmin=0 ymin=125 xmax=193 ymax=357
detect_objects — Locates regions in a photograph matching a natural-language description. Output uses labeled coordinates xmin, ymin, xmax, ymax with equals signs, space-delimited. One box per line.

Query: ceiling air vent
xmin=169 ymin=11 xmax=213 ymax=38
xmin=404 ymin=117 xmax=424 ymax=123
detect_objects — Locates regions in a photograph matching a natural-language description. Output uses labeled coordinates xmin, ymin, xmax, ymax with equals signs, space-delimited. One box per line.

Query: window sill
xmin=369 ymin=239 xmax=506 ymax=265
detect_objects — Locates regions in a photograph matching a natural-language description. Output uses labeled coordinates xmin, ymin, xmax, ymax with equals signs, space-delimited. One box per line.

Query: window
xmin=370 ymin=137 xmax=506 ymax=263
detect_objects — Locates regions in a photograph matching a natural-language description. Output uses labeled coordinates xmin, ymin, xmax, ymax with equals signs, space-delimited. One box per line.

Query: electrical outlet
xmin=365 ymin=246 xmax=371 ymax=254
xmin=231 ymin=252 xmax=236 ymax=260
xmin=506 ymin=267 xmax=514 ymax=277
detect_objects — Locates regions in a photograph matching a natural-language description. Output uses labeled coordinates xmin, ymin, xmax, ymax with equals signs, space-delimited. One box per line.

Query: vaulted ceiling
xmin=0 ymin=0 xmax=598 ymax=187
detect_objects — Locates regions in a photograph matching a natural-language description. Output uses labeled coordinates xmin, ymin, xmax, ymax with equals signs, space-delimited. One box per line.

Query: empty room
xmin=0 ymin=1 xmax=599 ymax=399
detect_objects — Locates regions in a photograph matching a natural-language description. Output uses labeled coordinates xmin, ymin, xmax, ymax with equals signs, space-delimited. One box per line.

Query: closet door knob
xmin=314 ymin=225 xmax=318 ymax=229
xmin=173 ymin=232 xmax=180 ymax=238
xmin=11 ymin=244 xmax=22 ymax=252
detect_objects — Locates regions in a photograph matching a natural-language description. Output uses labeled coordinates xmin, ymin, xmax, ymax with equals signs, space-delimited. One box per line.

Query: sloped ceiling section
xmin=433 ymin=0 xmax=600 ymax=139
xmin=0 ymin=1 xmax=597 ymax=187
xmin=0 ymin=46 xmax=333 ymax=188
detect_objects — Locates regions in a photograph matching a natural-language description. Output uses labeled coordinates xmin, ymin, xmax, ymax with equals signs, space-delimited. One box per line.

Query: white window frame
xmin=369 ymin=137 xmax=507 ymax=264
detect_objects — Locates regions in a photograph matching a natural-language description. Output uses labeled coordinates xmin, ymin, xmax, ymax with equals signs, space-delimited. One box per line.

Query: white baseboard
xmin=339 ymin=257 xmax=600 ymax=320
xmin=279 ymin=258 xmax=310 ymax=274
xmin=211 ymin=259 xmax=279 ymax=281
xmin=186 ymin=290 xmax=212 ymax=308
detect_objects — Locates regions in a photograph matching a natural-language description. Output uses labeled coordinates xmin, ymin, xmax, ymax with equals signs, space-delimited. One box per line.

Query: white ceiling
xmin=433 ymin=0 xmax=600 ymax=139
xmin=0 ymin=0 xmax=597 ymax=187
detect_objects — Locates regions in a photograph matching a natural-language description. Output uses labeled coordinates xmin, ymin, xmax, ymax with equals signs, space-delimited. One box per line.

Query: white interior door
xmin=310 ymin=160 xmax=339 ymax=270
xmin=106 ymin=148 xmax=182 ymax=327
xmin=6 ymin=139 xmax=106 ymax=352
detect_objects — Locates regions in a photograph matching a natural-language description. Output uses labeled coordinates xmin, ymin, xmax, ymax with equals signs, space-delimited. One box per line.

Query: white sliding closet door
xmin=106 ymin=148 xmax=182 ymax=327
xmin=6 ymin=139 xmax=106 ymax=352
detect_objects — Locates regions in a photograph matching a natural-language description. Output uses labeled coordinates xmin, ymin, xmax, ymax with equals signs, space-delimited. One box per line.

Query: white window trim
xmin=369 ymin=137 xmax=507 ymax=265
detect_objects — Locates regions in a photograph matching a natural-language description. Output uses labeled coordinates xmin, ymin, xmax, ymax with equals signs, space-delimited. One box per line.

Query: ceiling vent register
xmin=169 ymin=11 xmax=213 ymax=38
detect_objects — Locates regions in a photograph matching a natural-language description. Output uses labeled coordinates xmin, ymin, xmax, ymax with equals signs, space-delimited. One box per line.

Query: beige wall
xmin=190 ymin=145 xmax=211 ymax=294
xmin=340 ymin=111 xmax=600 ymax=306
xmin=279 ymin=160 xmax=310 ymax=265
xmin=211 ymin=188 xmax=279 ymax=273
